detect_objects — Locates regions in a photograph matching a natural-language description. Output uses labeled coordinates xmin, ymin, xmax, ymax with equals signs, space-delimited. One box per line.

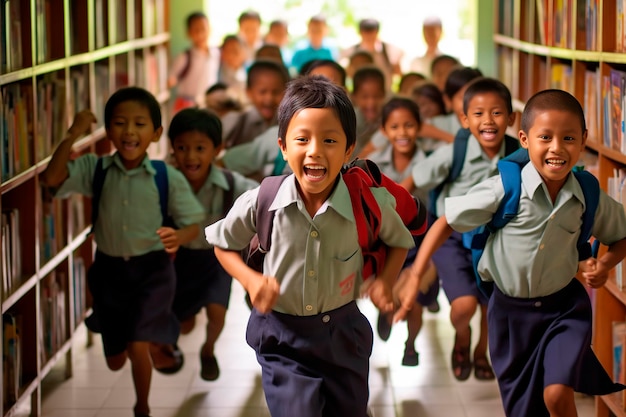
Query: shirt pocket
xmin=332 ymin=247 xmax=362 ymax=297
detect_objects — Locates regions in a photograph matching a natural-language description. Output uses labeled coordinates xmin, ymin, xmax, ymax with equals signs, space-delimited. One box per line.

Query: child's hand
xmin=392 ymin=268 xmax=420 ymax=323
xmin=365 ymin=278 xmax=394 ymax=314
xmin=157 ymin=227 xmax=181 ymax=254
xmin=68 ymin=110 xmax=97 ymax=138
xmin=580 ymin=258 xmax=610 ymax=288
xmin=247 ymin=275 xmax=280 ymax=314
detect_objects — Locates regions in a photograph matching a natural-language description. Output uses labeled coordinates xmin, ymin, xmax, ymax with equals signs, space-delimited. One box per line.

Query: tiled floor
xmin=35 ymin=282 xmax=596 ymax=417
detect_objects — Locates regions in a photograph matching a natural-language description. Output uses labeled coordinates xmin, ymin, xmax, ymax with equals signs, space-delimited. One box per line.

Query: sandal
xmin=200 ymin=353 xmax=220 ymax=381
xmin=376 ymin=312 xmax=392 ymax=342
xmin=451 ymin=340 xmax=472 ymax=381
xmin=401 ymin=346 xmax=419 ymax=367
xmin=473 ymin=356 xmax=495 ymax=380
xmin=150 ymin=343 xmax=184 ymax=375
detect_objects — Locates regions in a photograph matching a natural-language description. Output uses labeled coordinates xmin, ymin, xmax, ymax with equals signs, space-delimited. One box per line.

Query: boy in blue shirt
xmin=405 ymin=89 xmax=626 ymax=416
xmin=205 ymin=76 xmax=414 ymax=417
xmin=41 ymin=87 xmax=204 ymax=417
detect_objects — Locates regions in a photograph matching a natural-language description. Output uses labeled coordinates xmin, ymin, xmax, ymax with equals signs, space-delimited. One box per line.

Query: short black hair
xmin=430 ymin=54 xmax=460 ymax=74
xmin=221 ymin=34 xmax=242 ymax=48
xmin=462 ymin=77 xmax=513 ymax=115
xmin=352 ymin=65 xmax=385 ymax=95
xmin=382 ymin=96 xmax=422 ymax=128
xmin=443 ymin=66 xmax=482 ymax=99
xmin=104 ymin=86 xmax=161 ymax=130
xmin=278 ymin=76 xmax=356 ymax=150
xmin=521 ymin=89 xmax=586 ymax=133
xmin=168 ymin=107 xmax=223 ymax=148
xmin=302 ymin=59 xmax=347 ymax=87
xmin=186 ymin=11 xmax=207 ymax=30
xmin=349 ymin=50 xmax=375 ymax=64
xmin=255 ymin=44 xmax=284 ymax=64
xmin=398 ymin=72 xmax=426 ymax=93
xmin=206 ymin=81 xmax=228 ymax=95
xmin=411 ymin=82 xmax=446 ymax=115
xmin=359 ymin=18 xmax=380 ymax=32
xmin=246 ymin=59 xmax=290 ymax=89
xmin=238 ymin=10 xmax=261 ymax=24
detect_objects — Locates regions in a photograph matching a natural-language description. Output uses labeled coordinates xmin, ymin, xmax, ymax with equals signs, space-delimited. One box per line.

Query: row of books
xmin=2 ymin=312 xmax=21 ymax=409
xmin=73 ymin=257 xmax=87 ymax=326
xmin=41 ymin=187 xmax=68 ymax=265
xmin=1 ymin=208 xmax=21 ymax=301
xmin=602 ymin=69 xmax=626 ymax=154
xmin=39 ymin=272 xmax=67 ymax=362
xmin=0 ymin=0 xmax=24 ymax=73
xmin=608 ymin=169 xmax=626 ymax=290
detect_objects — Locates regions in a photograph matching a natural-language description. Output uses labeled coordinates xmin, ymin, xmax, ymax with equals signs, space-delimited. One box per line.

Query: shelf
xmin=2 ymin=378 xmax=38 ymax=417
xmin=599 ymin=393 xmax=626 ymax=417
xmin=1 ymin=275 xmax=38 ymax=315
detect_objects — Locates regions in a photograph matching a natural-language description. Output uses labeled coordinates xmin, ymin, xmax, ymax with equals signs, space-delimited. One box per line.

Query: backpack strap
xmin=255 ymin=175 xmax=289 ymax=253
xmin=221 ymin=168 xmax=236 ymax=218
xmin=91 ymin=157 xmax=106 ymax=232
xmin=178 ymin=48 xmax=192 ymax=81
xmin=151 ymin=160 xmax=169 ymax=222
xmin=503 ymin=134 xmax=520 ymax=156
xmin=271 ymin=149 xmax=287 ymax=176
xmin=573 ymin=170 xmax=600 ymax=259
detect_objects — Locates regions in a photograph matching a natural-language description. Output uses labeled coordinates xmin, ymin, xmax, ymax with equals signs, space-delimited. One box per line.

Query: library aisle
xmin=32 ymin=282 xmax=594 ymax=417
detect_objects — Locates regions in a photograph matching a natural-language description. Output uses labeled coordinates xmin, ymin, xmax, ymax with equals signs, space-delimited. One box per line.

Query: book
xmin=3 ymin=313 xmax=21 ymax=407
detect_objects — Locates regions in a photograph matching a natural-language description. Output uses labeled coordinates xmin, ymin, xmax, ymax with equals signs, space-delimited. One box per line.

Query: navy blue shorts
xmin=246 ymin=301 xmax=372 ymax=417
xmin=172 ymin=247 xmax=232 ymax=320
xmin=489 ymin=279 xmax=624 ymax=417
xmin=403 ymin=233 xmax=440 ymax=307
xmin=85 ymin=250 xmax=180 ymax=357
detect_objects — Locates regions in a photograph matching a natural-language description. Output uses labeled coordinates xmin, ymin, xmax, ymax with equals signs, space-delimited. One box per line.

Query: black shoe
xmin=376 ymin=312 xmax=392 ymax=341
xmin=402 ymin=347 xmax=419 ymax=367
xmin=200 ymin=354 xmax=220 ymax=381
xmin=153 ymin=344 xmax=184 ymax=375
xmin=427 ymin=299 xmax=440 ymax=313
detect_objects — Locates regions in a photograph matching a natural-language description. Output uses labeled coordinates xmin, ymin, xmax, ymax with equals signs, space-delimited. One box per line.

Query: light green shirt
xmin=412 ymin=133 xmax=505 ymax=216
xmin=187 ymin=166 xmax=258 ymax=249
xmin=205 ymin=174 xmax=415 ymax=315
xmin=445 ymin=162 xmax=626 ymax=298
xmin=419 ymin=113 xmax=461 ymax=154
xmin=55 ymin=153 xmax=204 ymax=257
xmin=221 ymin=126 xmax=291 ymax=177
xmin=368 ymin=144 xmax=428 ymax=203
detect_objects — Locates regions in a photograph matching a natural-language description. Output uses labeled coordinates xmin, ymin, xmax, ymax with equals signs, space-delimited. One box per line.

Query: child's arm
xmin=364 ymin=246 xmax=409 ymax=314
xmin=40 ymin=110 xmax=97 ymax=188
xmin=419 ymin=122 xmax=454 ymax=144
xmin=157 ymin=224 xmax=200 ymax=254
xmin=214 ymin=247 xmax=280 ymax=313
xmin=580 ymin=237 xmax=626 ymax=288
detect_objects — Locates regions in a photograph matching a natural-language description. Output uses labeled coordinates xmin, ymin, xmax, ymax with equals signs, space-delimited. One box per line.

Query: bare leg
xmin=127 ymin=341 xmax=152 ymax=416
xmin=544 ymin=384 xmax=578 ymax=417
xmin=201 ymin=303 xmax=226 ymax=357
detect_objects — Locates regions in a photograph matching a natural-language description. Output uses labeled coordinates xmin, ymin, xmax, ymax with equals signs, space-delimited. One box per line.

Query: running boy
xmin=40 ymin=87 xmax=205 ymax=417
xmin=205 ymin=76 xmax=415 ymax=416
xmin=405 ymin=89 xmax=626 ymax=416
xmin=407 ymin=77 xmax=516 ymax=381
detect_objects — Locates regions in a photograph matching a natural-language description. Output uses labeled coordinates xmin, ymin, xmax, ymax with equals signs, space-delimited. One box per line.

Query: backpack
xmin=178 ymin=48 xmax=193 ymax=81
xmin=429 ymin=128 xmax=520 ymax=216
xmin=463 ymin=148 xmax=600 ymax=297
xmin=91 ymin=158 xmax=236 ymax=229
xmin=244 ymin=159 xmax=428 ymax=280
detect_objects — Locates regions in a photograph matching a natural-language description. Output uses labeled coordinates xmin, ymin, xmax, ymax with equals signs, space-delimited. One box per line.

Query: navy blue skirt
xmin=489 ymin=279 xmax=624 ymax=417
xmin=85 ymin=250 xmax=180 ymax=357
xmin=403 ymin=234 xmax=440 ymax=306
xmin=172 ymin=247 xmax=232 ymax=320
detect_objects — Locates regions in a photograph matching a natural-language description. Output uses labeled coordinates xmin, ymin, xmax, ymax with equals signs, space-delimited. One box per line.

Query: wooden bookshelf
xmin=0 ymin=1 xmax=170 ymax=416
xmin=494 ymin=1 xmax=626 ymax=416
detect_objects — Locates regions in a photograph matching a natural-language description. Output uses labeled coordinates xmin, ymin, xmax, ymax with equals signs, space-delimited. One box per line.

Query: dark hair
xmin=382 ymin=96 xmax=422 ymax=128
xmin=186 ymin=11 xmax=207 ymax=29
xmin=443 ymin=66 xmax=483 ymax=99
xmin=104 ymin=86 xmax=161 ymax=130
xmin=168 ymin=107 xmax=223 ymax=148
xmin=462 ymin=77 xmax=513 ymax=115
xmin=352 ymin=65 xmax=385 ymax=95
xmin=238 ymin=10 xmax=261 ymax=24
xmin=278 ymin=76 xmax=356 ymax=150
xmin=302 ymin=59 xmax=347 ymax=87
xmin=359 ymin=18 xmax=380 ymax=31
xmin=255 ymin=44 xmax=284 ymax=64
xmin=521 ymin=89 xmax=586 ymax=133
xmin=269 ymin=19 xmax=287 ymax=29
xmin=398 ymin=72 xmax=426 ymax=93
xmin=206 ymin=81 xmax=228 ymax=95
xmin=411 ymin=82 xmax=446 ymax=116
xmin=349 ymin=50 xmax=374 ymax=64
xmin=221 ymin=34 xmax=242 ymax=48
xmin=246 ymin=59 xmax=290 ymax=89
xmin=309 ymin=14 xmax=327 ymax=24
xmin=430 ymin=54 xmax=460 ymax=74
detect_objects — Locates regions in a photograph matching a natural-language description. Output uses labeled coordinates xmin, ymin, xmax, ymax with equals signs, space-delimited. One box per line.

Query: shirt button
xmin=310 ymin=231 xmax=318 ymax=238
xmin=534 ymin=301 xmax=542 ymax=307
xmin=305 ymin=305 xmax=313 ymax=311
xmin=308 ymin=270 xmax=315 ymax=277
xmin=322 ymin=315 xmax=330 ymax=323
xmin=539 ymin=244 xmax=545 ymax=250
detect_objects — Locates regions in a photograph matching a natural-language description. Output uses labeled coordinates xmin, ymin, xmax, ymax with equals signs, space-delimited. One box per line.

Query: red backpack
xmin=244 ymin=159 xmax=427 ymax=280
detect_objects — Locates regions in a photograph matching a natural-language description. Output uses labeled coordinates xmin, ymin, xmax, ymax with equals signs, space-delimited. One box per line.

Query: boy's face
xmin=222 ymin=40 xmax=245 ymax=69
xmin=423 ymin=25 xmax=442 ymax=48
xmin=239 ymin=18 xmax=261 ymax=45
xmin=432 ymin=60 xmax=457 ymax=92
xmin=107 ymin=101 xmax=162 ymax=170
xmin=172 ymin=131 xmax=220 ymax=190
xmin=352 ymin=80 xmax=385 ymax=123
xmin=462 ymin=92 xmax=515 ymax=159
xmin=519 ymin=109 xmax=587 ymax=194
xmin=414 ymin=94 xmax=443 ymax=119
xmin=246 ymin=72 xmax=285 ymax=122
xmin=188 ymin=17 xmax=210 ymax=48
xmin=308 ymin=21 xmax=326 ymax=46
xmin=278 ymin=108 xmax=354 ymax=205
xmin=382 ymin=107 xmax=419 ymax=156
xmin=449 ymin=85 xmax=469 ymax=122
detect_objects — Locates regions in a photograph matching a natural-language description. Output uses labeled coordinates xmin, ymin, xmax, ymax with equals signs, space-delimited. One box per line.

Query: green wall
xmin=474 ymin=0 xmax=496 ymax=77
xmin=169 ymin=0 xmax=209 ymax=58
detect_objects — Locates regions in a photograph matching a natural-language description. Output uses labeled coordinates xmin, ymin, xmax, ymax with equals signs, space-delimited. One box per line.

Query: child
xmin=408 ymin=77 xmax=516 ymax=382
xmin=218 ymin=35 xmax=247 ymax=105
xmin=351 ymin=65 xmax=388 ymax=158
xmin=397 ymin=72 xmax=426 ymax=96
xmin=409 ymin=16 xmax=445 ymax=78
xmin=237 ymin=10 xmax=263 ymax=67
xmin=168 ymin=12 xmax=220 ymax=112
xmin=205 ymin=76 xmax=415 ymax=416
xmin=411 ymin=82 xmax=446 ymax=121
xmin=290 ymin=14 xmax=338 ymax=74
xmin=430 ymin=54 xmax=460 ymax=93
xmin=204 ymin=82 xmax=242 ymax=118
xmin=40 ymin=87 xmax=205 ymax=417
xmin=167 ymin=108 xmax=258 ymax=381
xmin=263 ymin=19 xmax=292 ymax=67
xmin=405 ymin=89 xmax=626 ymax=416
xmin=221 ymin=59 xmax=290 ymax=149
xmin=367 ymin=97 xmax=438 ymax=366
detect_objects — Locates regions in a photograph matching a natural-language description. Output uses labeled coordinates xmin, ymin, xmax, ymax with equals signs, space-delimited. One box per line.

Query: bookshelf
xmin=0 ymin=1 xmax=170 ymax=416
xmin=494 ymin=1 xmax=626 ymax=416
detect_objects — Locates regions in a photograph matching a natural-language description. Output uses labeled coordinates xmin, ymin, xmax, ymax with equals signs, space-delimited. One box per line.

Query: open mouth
xmin=395 ymin=138 xmax=412 ymax=146
xmin=304 ymin=164 xmax=327 ymax=180
xmin=546 ymin=158 xmax=566 ymax=168
xmin=121 ymin=140 xmax=139 ymax=151
xmin=184 ymin=164 xmax=201 ymax=173
xmin=480 ymin=129 xmax=497 ymax=141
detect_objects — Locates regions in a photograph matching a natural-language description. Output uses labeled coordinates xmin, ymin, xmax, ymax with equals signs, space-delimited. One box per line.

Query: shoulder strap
xmin=574 ymin=170 xmax=600 ymax=259
xmin=503 ymin=134 xmax=520 ymax=156
xmin=150 ymin=160 xmax=169 ymax=222
xmin=91 ymin=157 xmax=106 ymax=232
xmin=255 ymin=175 xmax=288 ymax=252
xmin=271 ymin=149 xmax=287 ymax=177
xmin=221 ymin=168 xmax=236 ymax=218
xmin=428 ymin=127 xmax=471 ymax=216
xmin=178 ymin=48 xmax=192 ymax=81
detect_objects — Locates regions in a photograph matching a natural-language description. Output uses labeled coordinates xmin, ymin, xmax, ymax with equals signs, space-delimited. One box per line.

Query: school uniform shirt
xmin=412 ymin=133 xmax=504 ymax=217
xmin=222 ymin=106 xmax=274 ymax=149
xmin=341 ymin=40 xmax=404 ymax=91
xmin=55 ymin=153 xmax=204 ymax=258
xmin=221 ymin=126 xmax=292 ymax=178
xmin=419 ymin=112 xmax=461 ymax=154
xmin=185 ymin=167 xmax=259 ymax=249
xmin=218 ymin=65 xmax=247 ymax=106
xmin=445 ymin=162 xmax=626 ymax=298
xmin=368 ymin=143 xmax=428 ymax=203
xmin=408 ymin=49 xmax=442 ymax=78
xmin=170 ymin=46 xmax=221 ymax=106
xmin=354 ymin=107 xmax=381 ymax=158
xmin=205 ymin=174 xmax=415 ymax=315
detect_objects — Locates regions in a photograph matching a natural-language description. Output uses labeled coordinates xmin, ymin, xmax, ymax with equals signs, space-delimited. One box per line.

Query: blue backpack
xmin=463 ymin=148 xmax=600 ymax=297
xmin=429 ymin=128 xmax=520 ymax=216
